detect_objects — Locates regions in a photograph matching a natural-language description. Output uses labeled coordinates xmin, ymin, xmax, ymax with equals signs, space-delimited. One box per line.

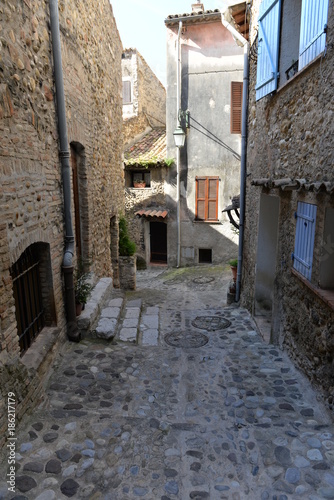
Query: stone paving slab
xmin=2 ymin=267 xmax=334 ymax=500
xmin=141 ymin=328 xmax=159 ymax=346
xmin=119 ymin=327 xmax=137 ymax=343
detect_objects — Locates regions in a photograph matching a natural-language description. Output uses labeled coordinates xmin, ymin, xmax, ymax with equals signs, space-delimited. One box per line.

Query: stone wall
xmin=124 ymin=167 xmax=168 ymax=261
xmin=122 ymin=49 xmax=166 ymax=147
xmin=0 ymin=0 xmax=123 ymax=443
xmin=59 ymin=0 xmax=124 ymax=278
xmin=242 ymin=0 xmax=334 ymax=407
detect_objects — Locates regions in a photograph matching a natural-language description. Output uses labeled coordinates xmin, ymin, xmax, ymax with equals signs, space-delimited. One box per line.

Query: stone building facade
xmin=122 ymin=48 xmax=166 ymax=147
xmin=122 ymin=49 xmax=168 ymax=267
xmin=165 ymin=4 xmax=245 ymax=267
xmin=242 ymin=0 xmax=334 ymax=407
xmin=0 ymin=0 xmax=123 ymax=445
xmin=124 ymin=129 xmax=169 ymax=267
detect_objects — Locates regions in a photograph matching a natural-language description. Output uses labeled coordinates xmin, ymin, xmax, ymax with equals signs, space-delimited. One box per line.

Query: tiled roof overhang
xmin=165 ymin=10 xmax=221 ymax=26
xmin=251 ymin=178 xmax=334 ymax=193
xmin=135 ymin=209 xmax=168 ymax=219
xmin=124 ymin=128 xmax=167 ymax=168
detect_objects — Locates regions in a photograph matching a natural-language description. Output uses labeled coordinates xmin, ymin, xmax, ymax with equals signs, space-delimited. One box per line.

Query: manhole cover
xmin=193 ymin=276 xmax=215 ymax=284
xmin=192 ymin=316 xmax=231 ymax=331
xmin=163 ymin=278 xmax=183 ymax=285
xmin=164 ymin=332 xmax=209 ymax=348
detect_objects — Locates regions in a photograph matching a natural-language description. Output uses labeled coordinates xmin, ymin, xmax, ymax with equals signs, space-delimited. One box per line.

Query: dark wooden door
xmin=150 ymin=222 xmax=167 ymax=263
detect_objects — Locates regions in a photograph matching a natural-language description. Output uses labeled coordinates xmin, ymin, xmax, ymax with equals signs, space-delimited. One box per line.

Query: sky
xmin=111 ymin=0 xmax=232 ymax=86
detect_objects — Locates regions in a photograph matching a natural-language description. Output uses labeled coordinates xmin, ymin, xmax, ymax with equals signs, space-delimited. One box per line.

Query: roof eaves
xmin=165 ymin=10 xmax=221 ymax=25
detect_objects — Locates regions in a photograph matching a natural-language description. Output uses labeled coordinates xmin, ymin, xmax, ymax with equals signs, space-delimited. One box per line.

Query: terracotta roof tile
xmin=135 ymin=209 xmax=168 ymax=219
xmin=124 ymin=128 xmax=166 ymax=166
xmin=165 ymin=9 xmax=221 ymax=21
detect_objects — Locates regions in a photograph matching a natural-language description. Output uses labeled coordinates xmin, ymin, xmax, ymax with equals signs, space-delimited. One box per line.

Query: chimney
xmin=191 ymin=1 xmax=205 ymax=13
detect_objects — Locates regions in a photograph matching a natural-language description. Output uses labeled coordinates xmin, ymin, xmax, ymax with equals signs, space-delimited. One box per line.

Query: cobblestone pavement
xmin=2 ymin=266 xmax=334 ymax=500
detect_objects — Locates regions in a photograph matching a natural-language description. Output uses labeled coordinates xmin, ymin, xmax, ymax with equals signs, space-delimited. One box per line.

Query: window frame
xmin=231 ymin=82 xmax=243 ymax=134
xmin=255 ymin=0 xmax=329 ymax=100
xmin=122 ymin=79 xmax=132 ymax=104
xmin=195 ymin=176 xmax=219 ymax=222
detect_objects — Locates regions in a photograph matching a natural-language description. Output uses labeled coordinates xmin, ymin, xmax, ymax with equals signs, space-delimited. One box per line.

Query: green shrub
xmin=119 ymin=217 xmax=136 ymax=256
xmin=229 ymin=258 xmax=238 ymax=267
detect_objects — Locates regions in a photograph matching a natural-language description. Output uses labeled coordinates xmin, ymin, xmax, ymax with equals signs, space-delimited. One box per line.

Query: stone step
xmin=95 ymin=297 xmax=124 ymax=340
xmin=77 ymin=278 xmax=123 ymax=338
xmin=139 ymin=306 xmax=160 ymax=346
xmin=118 ymin=299 xmax=142 ymax=343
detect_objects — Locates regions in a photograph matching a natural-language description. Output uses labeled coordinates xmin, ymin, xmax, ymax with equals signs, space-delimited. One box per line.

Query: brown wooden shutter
xmin=196 ymin=178 xmax=206 ymax=220
xmin=122 ymin=81 xmax=131 ymax=104
xmin=196 ymin=177 xmax=219 ymax=221
xmin=231 ymin=82 xmax=243 ymax=134
xmin=207 ymin=177 xmax=219 ymax=220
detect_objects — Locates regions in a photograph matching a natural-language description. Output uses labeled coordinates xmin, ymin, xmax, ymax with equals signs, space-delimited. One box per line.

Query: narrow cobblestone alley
xmin=1 ymin=266 xmax=334 ymax=500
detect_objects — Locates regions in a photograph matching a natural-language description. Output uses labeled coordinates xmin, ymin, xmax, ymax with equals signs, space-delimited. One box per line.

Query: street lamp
xmin=173 ymin=126 xmax=186 ymax=148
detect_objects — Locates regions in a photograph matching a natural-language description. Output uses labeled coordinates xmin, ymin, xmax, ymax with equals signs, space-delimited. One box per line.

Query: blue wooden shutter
xmin=293 ymin=202 xmax=317 ymax=280
xmin=299 ymin=0 xmax=329 ymax=70
xmin=255 ymin=0 xmax=282 ymax=101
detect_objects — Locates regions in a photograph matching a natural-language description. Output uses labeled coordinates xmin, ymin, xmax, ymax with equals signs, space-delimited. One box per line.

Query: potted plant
xmin=133 ymin=180 xmax=146 ymax=188
xmin=74 ymin=259 xmax=93 ymax=316
xmin=119 ymin=217 xmax=137 ymax=290
xmin=229 ymin=258 xmax=238 ymax=283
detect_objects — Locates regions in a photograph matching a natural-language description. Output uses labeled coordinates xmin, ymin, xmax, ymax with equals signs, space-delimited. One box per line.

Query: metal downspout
xmin=49 ymin=0 xmax=80 ymax=341
xmin=221 ymin=16 xmax=249 ymax=302
xmin=176 ymin=21 xmax=182 ymax=268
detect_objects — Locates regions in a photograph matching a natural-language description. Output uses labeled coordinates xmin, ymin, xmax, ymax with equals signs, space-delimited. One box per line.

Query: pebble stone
xmin=2 ymin=267 xmax=334 ymax=499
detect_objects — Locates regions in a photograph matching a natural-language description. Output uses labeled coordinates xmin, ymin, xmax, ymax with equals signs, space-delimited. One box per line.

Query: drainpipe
xmin=176 ymin=21 xmax=182 ymax=268
xmin=221 ymin=15 xmax=249 ymax=302
xmin=49 ymin=0 xmax=80 ymax=342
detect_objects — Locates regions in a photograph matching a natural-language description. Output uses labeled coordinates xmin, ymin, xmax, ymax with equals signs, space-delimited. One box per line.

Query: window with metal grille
xmin=256 ymin=0 xmax=329 ymax=100
xmin=231 ymin=82 xmax=243 ymax=134
xmin=122 ymin=80 xmax=132 ymax=104
xmin=292 ymin=202 xmax=317 ymax=280
xmin=10 ymin=245 xmax=45 ymax=355
xmin=195 ymin=177 xmax=219 ymax=221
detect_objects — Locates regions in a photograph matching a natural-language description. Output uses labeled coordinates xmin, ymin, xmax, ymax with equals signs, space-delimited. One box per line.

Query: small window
xmin=293 ymin=201 xmax=317 ymax=280
xmin=256 ymin=0 xmax=329 ymax=98
xmin=122 ymin=80 xmax=131 ymax=104
xmin=231 ymin=82 xmax=243 ymax=134
xmin=132 ymin=171 xmax=150 ymax=188
xmin=195 ymin=177 xmax=219 ymax=221
xmin=199 ymin=249 xmax=212 ymax=263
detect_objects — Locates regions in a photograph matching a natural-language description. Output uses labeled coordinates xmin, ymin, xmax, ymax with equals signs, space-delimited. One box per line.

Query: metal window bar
xmin=11 ymin=246 xmax=45 ymax=355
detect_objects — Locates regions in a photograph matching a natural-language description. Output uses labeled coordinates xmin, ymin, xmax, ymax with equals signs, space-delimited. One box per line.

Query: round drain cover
xmin=192 ymin=316 xmax=231 ymax=331
xmin=164 ymin=332 xmax=209 ymax=348
xmin=163 ymin=278 xmax=182 ymax=285
xmin=193 ymin=276 xmax=215 ymax=284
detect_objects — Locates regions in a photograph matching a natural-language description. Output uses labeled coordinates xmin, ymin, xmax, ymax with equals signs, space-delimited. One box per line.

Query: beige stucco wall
xmin=165 ymin=17 xmax=243 ymax=266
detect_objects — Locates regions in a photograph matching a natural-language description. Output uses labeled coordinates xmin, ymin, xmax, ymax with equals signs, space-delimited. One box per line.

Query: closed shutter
xmin=293 ymin=202 xmax=317 ymax=280
xmin=255 ymin=0 xmax=282 ymax=101
xmin=196 ymin=178 xmax=206 ymax=221
xmin=207 ymin=178 xmax=219 ymax=220
xmin=195 ymin=177 xmax=219 ymax=221
xmin=122 ymin=80 xmax=131 ymax=104
xmin=231 ymin=82 xmax=243 ymax=134
xmin=299 ymin=0 xmax=329 ymax=70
